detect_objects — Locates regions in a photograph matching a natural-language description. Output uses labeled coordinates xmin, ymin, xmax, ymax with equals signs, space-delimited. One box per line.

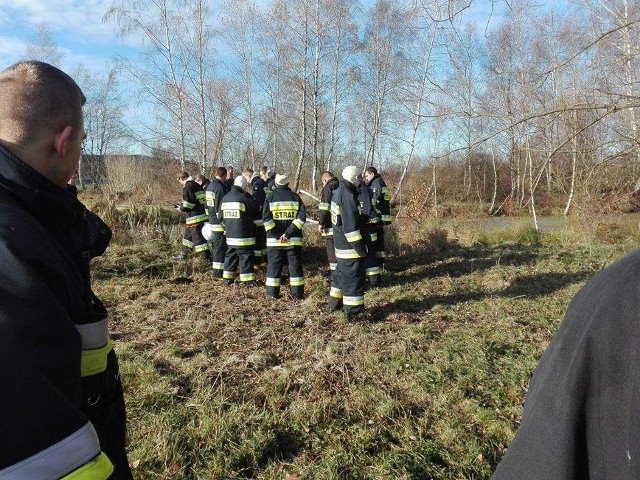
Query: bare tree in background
xmin=106 ymin=0 xmax=190 ymax=169
xmin=25 ymin=25 xmax=65 ymax=67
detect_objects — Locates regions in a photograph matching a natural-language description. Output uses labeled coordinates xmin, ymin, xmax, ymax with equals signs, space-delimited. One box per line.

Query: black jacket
xmin=493 ymin=248 xmax=640 ymax=479
xmin=368 ymin=174 xmax=391 ymax=225
xmin=331 ymin=179 xmax=367 ymax=259
xmin=0 ymin=145 xmax=117 ymax=477
xmin=205 ymin=178 xmax=229 ymax=230
xmin=262 ymin=185 xmax=306 ymax=248
xmin=219 ymin=186 xmax=258 ymax=247
xmin=319 ymin=177 xmax=339 ymax=237
xmin=180 ymin=179 xmax=207 ymax=225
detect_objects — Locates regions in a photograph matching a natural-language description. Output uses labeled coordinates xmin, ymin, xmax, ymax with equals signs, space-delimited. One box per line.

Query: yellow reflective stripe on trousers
xmin=81 ymin=339 xmax=113 ymax=377
xmin=335 ymin=248 xmax=362 ymax=259
xmin=266 ymin=277 xmax=281 ymax=287
xmin=330 ymin=287 xmax=343 ymax=299
xmin=0 ymin=423 xmax=111 ymax=480
xmin=343 ymin=295 xmax=364 ymax=306
xmin=289 ymin=276 xmax=305 ymax=286
xmin=61 ymin=453 xmax=114 ymax=480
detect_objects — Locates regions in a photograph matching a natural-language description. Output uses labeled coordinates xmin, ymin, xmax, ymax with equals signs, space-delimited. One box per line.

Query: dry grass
xmin=88 ymin=214 xmax=637 ymax=479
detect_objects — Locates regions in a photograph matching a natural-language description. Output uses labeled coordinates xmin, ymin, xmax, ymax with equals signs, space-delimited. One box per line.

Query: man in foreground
xmin=493 ymin=248 xmax=640 ymax=478
xmin=0 ymin=61 xmax=132 ymax=478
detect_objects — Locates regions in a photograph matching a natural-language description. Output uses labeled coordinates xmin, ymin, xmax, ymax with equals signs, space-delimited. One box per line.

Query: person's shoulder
xmin=562 ymin=248 xmax=640 ymax=335
xmin=0 ymin=201 xmax=53 ymax=263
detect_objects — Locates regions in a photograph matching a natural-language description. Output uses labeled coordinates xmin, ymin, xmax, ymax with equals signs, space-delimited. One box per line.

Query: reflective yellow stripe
xmin=81 ymin=340 xmax=113 ymax=377
xmin=211 ymin=223 xmax=224 ymax=232
xmin=381 ymin=215 xmax=392 ymax=223
xmin=194 ymin=243 xmax=209 ymax=253
xmin=318 ymin=202 xmax=330 ymax=211
xmin=345 ymin=230 xmax=362 ymax=242
xmin=182 ymin=239 xmax=194 ymax=248
xmin=366 ymin=266 xmax=382 ymax=276
xmin=343 ymin=295 xmax=365 ymax=306
xmin=0 ymin=423 xmax=105 ymax=480
xmin=266 ymin=277 xmax=281 ymax=287
xmin=186 ymin=214 xmax=207 ymax=224
xmin=240 ymin=273 xmax=256 ymax=281
xmin=182 ymin=200 xmax=196 ymax=209
xmin=270 ymin=201 xmax=299 ymax=211
xmin=223 ymin=271 xmax=235 ymax=279
xmin=321 ymin=227 xmax=334 ymax=237
xmin=293 ymin=218 xmax=305 ymax=229
xmin=289 ymin=276 xmax=305 ymax=286
xmin=212 ymin=262 xmax=225 ymax=270
xmin=330 ymin=287 xmax=343 ymax=299
xmin=227 ymin=237 xmax=255 ymax=246
xmin=222 ymin=202 xmax=246 ymax=211
xmin=60 ymin=453 xmax=113 ymax=480
xmin=264 ymin=219 xmax=276 ymax=231
xmin=335 ymin=248 xmax=362 ymax=259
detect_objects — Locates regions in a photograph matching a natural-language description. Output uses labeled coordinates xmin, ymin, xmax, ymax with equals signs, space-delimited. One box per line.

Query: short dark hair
xmin=177 ymin=171 xmax=190 ymax=181
xmin=215 ymin=166 xmax=227 ymax=178
xmin=365 ymin=166 xmax=378 ymax=176
xmin=0 ymin=60 xmax=86 ymax=144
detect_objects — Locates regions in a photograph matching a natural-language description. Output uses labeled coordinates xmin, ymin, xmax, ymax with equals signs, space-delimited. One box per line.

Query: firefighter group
xmin=175 ymin=164 xmax=392 ymax=318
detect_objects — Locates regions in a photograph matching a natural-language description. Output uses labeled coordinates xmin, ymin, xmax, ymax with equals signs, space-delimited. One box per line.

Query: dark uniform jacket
xmin=331 ymin=180 xmax=367 ymax=259
xmin=368 ymin=174 xmax=391 ymax=225
xmin=319 ymin=177 xmax=339 ymax=238
xmin=493 ymin=247 xmax=640 ymax=479
xmin=250 ymin=176 xmax=269 ymax=228
xmin=0 ymin=145 xmax=118 ymax=478
xmin=205 ymin=178 xmax=228 ymax=232
xmin=180 ymin=179 xmax=207 ymax=225
xmin=262 ymin=186 xmax=306 ymax=248
xmin=219 ymin=186 xmax=258 ymax=247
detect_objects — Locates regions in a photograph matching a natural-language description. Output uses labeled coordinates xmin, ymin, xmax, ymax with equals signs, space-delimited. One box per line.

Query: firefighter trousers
xmin=363 ymin=225 xmax=382 ymax=287
xmin=182 ymin=223 xmax=210 ymax=259
xmin=266 ymin=246 xmax=304 ymax=299
xmin=328 ymin=257 xmax=365 ymax=316
xmin=211 ymin=231 xmax=227 ymax=278
xmin=223 ymin=246 xmax=255 ymax=283
xmin=324 ymin=237 xmax=337 ymax=275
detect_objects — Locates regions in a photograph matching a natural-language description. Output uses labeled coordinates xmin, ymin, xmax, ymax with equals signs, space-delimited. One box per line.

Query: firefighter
xmin=203 ymin=166 xmax=229 ymax=278
xmin=174 ymin=171 xmax=209 ymax=261
xmin=318 ymin=171 xmax=340 ymax=280
xmin=328 ymin=166 xmax=368 ymax=318
xmin=262 ymin=174 xmax=306 ymax=299
xmin=364 ymin=166 xmax=391 ymax=268
xmin=357 ymin=174 xmax=382 ymax=287
xmin=251 ymin=166 xmax=270 ymax=265
xmin=0 ymin=61 xmax=132 ymax=478
xmin=220 ymin=175 xmax=258 ymax=285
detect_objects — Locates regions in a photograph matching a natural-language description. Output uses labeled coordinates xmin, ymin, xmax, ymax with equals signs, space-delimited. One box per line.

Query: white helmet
xmin=201 ymin=222 xmax=215 ymax=241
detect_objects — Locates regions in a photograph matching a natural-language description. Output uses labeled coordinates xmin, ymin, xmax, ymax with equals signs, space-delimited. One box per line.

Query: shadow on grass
xmin=389 ymin=243 xmax=548 ymax=287
xmin=371 ymin=270 xmax=593 ymax=322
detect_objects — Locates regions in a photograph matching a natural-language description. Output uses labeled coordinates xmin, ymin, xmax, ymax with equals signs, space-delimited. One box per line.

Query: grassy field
xmin=92 ymin=213 xmax=639 ymax=479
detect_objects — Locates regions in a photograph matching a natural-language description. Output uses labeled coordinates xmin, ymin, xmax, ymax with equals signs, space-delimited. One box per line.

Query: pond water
xmin=455 ymin=213 xmax=640 ymax=233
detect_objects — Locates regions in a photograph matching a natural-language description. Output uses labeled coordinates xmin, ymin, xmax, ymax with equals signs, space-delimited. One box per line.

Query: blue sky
xmin=0 ymin=0 xmax=517 ymax=76
xmin=0 ymin=0 xmax=138 ymax=74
